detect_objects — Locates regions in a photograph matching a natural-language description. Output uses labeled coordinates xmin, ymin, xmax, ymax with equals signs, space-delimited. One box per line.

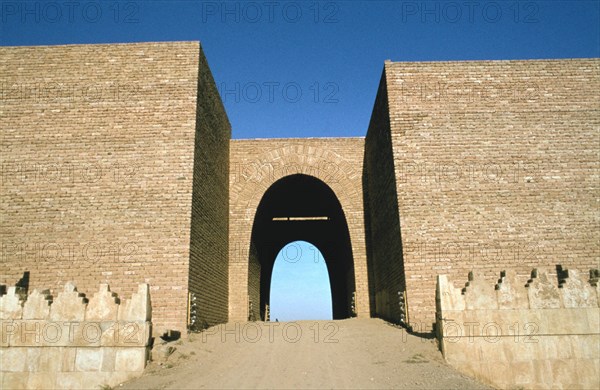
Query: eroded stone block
xmin=1 ymin=372 xmax=28 ymax=389
xmin=23 ymin=290 xmax=52 ymax=320
xmin=6 ymin=320 xmax=95 ymax=348
xmin=480 ymin=361 xmax=511 ymax=389
xmin=87 ymin=284 xmax=119 ymax=321
xmin=101 ymin=348 xmax=116 ymax=372
xmin=49 ymin=283 xmax=87 ymax=322
xmin=0 ymin=347 xmax=27 ymax=372
xmin=0 ymin=287 xmax=24 ymax=320
xmin=77 ymin=372 xmax=110 ymax=390
xmin=118 ymin=284 xmax=151 ymax=322
xmin=25 ymin=348 xmax=41 ymax=372
xmin=531 ymin=359 xmax=552 ymax=389
xmin=571 ymin=335 xmax=600 ymax=359
xmin=559 ymin=269 xmax=599 ymax=308
xmin=100 ymin=321 xmax=151 ymax=347
xmin=60 ymin=348 xmax=77 ymax=372
xmin=495 ymin=270 xmax=529 ymax=309
xmin=538 ymin=309 xmax=587 ymax=335
xmin=510 ymin=360 xmax=535 ymax=387
xmin=463 ymin=271 xmax=498 ymax=310
xmin=115 ymin=348 xmax=146 ymax=372
xmin=526 ymin=269 xmax=560 ymax=309
xmin=55 ymin=372 xmax=81 ymax=389
xmin=37 ymin=347 xmax=62 ymax=373
xmin=75 ymin=348 xmax=102 ymax=372
xmin=554 ymin=335 xmax=576 ymax=360
xmin=0 ymin=320 xmax=15 ymax=347
xmin=437 ymin=275 xmax=465 ymax=311
xmin=27 ymin=372 xmax=57 ymax=389
xmin=586 ymin=308 xmax=599 ymax=331
xmin=550 ymin=358 xmax=577 ymax=387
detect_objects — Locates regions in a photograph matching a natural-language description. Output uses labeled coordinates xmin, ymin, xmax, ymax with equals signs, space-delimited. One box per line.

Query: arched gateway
xmin=228 ymin=138 xmax=370 ymax=322
xmin=251 ymin=174 xmax=354 ymax=320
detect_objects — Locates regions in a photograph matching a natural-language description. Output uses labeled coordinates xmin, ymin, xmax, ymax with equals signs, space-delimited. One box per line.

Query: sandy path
xmin=121 ymin=318 xmax=490 ymax=389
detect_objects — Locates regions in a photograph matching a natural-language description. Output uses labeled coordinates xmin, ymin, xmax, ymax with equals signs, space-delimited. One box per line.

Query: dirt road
xmin=121 ymin=318 xmax=490 ymax=389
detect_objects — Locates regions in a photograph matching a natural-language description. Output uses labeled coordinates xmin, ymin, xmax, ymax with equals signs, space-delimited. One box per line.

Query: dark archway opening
xmin=248 ymin=174 xmax=355 ymax=321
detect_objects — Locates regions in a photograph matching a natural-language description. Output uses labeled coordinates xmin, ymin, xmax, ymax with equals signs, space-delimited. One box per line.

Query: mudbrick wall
xmin=188 ymin=42 xmax=231 ymax=329
xmin=436 ymin=268 xmax=600 ymax=389
xmin=363 ymin=70 xmax=407 ymax=323
xmin=366 ymin=58 xmax=600 ymax=330
xmin=0 ymin=41 xmax=230 ymax=334
xmin=0 ymin=282 xmax=151 ymax=389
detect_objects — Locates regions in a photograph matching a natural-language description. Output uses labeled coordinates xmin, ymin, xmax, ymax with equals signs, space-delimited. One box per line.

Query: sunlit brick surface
xmin=366 ymin=58 xmax=600 ymax=330
xmin=1 ymin=42 xmax=230 ymax=333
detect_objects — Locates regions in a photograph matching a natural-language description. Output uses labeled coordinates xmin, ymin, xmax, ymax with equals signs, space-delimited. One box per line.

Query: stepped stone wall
xmin=0 ymin=282 xmax=151 ymax=389
xmin=436 ymin=268 xmax=600 ymax=389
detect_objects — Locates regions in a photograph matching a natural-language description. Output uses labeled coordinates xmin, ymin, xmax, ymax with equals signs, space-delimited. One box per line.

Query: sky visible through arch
xmin=269 ymin=241 xmax=333 ymax=321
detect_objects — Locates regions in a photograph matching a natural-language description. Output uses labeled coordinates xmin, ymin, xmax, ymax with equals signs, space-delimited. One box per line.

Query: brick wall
xmin=363 ymin=70 xmax=407 ymax=323
xmin=187 ymin=44 xmax=231 ymax=328
xmin=381 ymin=58 xmax=600 ymax=330
xmin=0 ymin=42 xmax=230 ymax=334
xmin=247 ymin=242 xmax=261 ymax=321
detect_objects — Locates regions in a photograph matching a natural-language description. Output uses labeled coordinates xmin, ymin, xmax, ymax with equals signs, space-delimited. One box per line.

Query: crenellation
xmin=439 ymin=267 xmax=600 ymax=311
xmin=22 ymin=290 xmax=53 ymax=320
xmin=525 ymin=269 xmax=562 ymax=309
xmin=49 ymin=282 xmax=88 ymax=322
xmin=437 ymin=268 xmax=600 ymax=388
xmin=0 ymin=286 xmax=25 ymax=320
xmin=86 ymin=284 xmax=119 ymax=321
xmin=558 ymin=268 xmax=599 ymax=308
xmin=495 ymin=270 xmax=529 ymax=309
xmin=0 ymin=281 xmax=152 ymax=389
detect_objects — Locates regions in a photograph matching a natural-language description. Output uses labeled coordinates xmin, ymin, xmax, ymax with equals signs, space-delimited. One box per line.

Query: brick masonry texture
xmin=363 ymin=71 xmax=407 ymax=323
xmin=378 ymin=58 xmax=600 ymax=330
xmin=0 ymin=42 xmax=230 ymax=334
xmin=188 ymin=44 xmax=231 ymax=329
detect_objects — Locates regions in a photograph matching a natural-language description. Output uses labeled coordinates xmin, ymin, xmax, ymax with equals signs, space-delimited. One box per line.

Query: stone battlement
xmin=0 ymin=282 xmax=152 ymax=389
xmin=436 ymin=267 xmax=600 ymax=389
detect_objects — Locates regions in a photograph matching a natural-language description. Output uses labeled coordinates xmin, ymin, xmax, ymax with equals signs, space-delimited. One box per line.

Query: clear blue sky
xmin=270 ymin=241 xmax=332 ymax=321
xmin=2 ymin=1 xmax=599 ymax=320
xmin=2 ymin=1 xmax=599 ymax=139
